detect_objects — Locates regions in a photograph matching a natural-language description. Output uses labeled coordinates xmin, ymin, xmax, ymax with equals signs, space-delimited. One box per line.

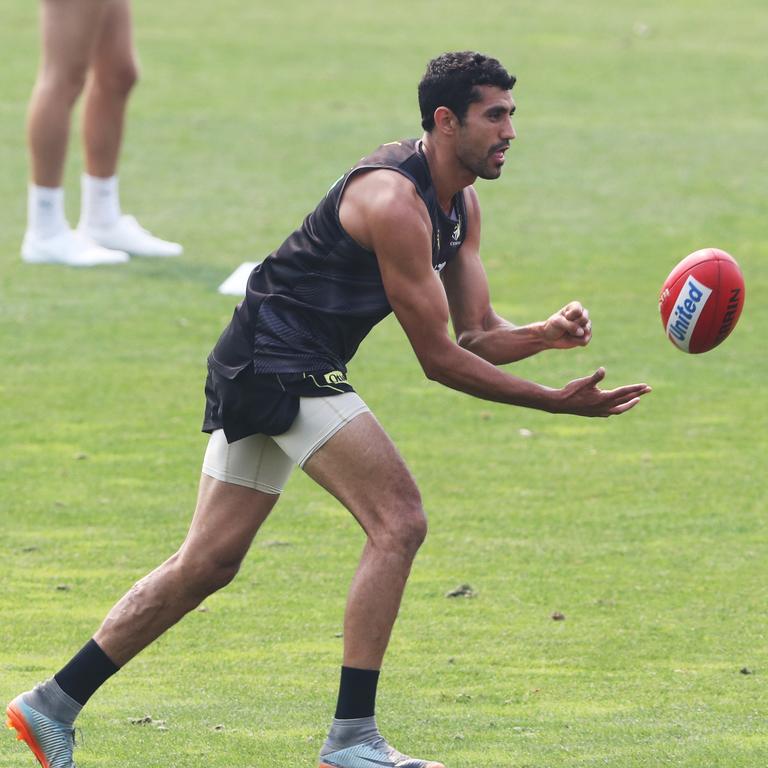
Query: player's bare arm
xmin=340 ymin=171 xmax=651 ymax=417
xmin=443 ymin=185 xmax=593 ymax=364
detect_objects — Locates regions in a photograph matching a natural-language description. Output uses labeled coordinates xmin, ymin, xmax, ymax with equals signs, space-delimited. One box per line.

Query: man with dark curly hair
xmin=7 ymin=51 xmax=650 ymax=768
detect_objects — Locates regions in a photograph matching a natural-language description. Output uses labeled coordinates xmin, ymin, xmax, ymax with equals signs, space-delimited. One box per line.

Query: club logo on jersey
xmin=665 ymin=276 xmax=712 ymax=351
xmin=450 ymin=218 xmax=462 ymax=246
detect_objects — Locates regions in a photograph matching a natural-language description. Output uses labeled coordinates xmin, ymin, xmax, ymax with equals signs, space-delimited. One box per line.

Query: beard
xmin=456 ymin=139 xmax=506 ymax=180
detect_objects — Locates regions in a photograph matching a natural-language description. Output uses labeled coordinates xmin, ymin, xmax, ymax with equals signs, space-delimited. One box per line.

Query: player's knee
xmin=199 ymin=556 xmax=241 ymax=593
xmin=377 ymin=495 xmax=428 ymax=558
xmin=37 ymin=65 xmax=88 ymax=105
xmin=94 ymin=59 xmax=139 ymax=97
xmin=176 ymin=551 xmax=242 ymax=597
xmin=399 ymin=509 xmax=428 ymax=556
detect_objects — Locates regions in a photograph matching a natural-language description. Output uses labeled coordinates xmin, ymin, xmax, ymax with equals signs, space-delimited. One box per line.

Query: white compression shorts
xmin=201 ymin=391 xmax=369 ymax=494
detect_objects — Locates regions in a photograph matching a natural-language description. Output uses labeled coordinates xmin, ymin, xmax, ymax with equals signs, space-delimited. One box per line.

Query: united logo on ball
xmin=659 ymin=248 xmax=745 ymax=353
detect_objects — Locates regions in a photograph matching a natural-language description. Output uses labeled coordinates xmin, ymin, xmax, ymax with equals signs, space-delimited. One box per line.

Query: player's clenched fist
xmin=542 ymin=301 xmax=593 ymax=348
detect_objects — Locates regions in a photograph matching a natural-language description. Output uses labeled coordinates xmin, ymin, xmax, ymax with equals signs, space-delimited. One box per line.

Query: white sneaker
xmin=80 ymin=214 xmax=183 ymax=257
xmin=21 ymin=229 xmax=129 ymax=267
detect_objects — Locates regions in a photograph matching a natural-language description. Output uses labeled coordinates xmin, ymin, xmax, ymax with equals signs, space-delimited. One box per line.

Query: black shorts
xmin=202 ymin=364 xmax=354 ymax=444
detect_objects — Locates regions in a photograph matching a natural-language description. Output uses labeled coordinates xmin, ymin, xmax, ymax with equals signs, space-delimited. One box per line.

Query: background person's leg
xmin=81 ymin=0 xmax=137 ymax=181
xmin=28 ymin=0 xmax=106 ymax=189
xmin=78 ymin=0 xmax=182 ymax=256
xmin=22 ymin=0 xmax=129 ymax=265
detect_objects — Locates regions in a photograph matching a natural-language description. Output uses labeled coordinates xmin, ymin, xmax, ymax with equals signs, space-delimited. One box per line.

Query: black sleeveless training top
xmin=208 ymin=138 xmax=468 ymax=377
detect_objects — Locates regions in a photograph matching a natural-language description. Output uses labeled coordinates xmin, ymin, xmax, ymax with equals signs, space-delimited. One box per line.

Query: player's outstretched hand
xmin=554 ymin=367 xmax=652 ymax=417
xmin=542 ymin=301 xmax=593 ymax=349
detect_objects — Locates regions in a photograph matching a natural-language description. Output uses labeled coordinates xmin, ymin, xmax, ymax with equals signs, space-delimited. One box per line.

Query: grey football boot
xmin=6 ymin=691 xmax=76 ymax=768
xmin=319 ymin=717 xmax=445 ymax=768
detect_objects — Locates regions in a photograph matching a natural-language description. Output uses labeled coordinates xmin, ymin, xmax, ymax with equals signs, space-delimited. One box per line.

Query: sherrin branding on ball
xmin=659 ymin=248 xmax=745 ymax=353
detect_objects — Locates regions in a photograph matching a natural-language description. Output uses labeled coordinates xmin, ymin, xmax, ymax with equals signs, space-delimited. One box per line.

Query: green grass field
xmin=1 ymin=1 xmax=766 ymax=766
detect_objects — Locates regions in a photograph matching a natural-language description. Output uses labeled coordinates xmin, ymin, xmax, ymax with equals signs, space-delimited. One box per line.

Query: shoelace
xmin=59 ymin=726 xmax=79 ymax=768
xmin=366 ymin=736 xmax=413 ymax=765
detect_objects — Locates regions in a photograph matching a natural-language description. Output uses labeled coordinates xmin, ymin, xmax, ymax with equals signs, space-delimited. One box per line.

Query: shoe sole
xmin=22 ymin=254 xmax=128 ymax=266
xmin=128 ymin=251 xmax=182 ymax=258
xmin=6 ymin=702 xmax=50 ymax=768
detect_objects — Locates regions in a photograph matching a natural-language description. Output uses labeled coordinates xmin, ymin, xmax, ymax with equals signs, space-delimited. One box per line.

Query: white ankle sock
xmin=27 ymin=184 xmax=69 ymax=239
xmin=80 ymin=173 xmax=122 ymax=230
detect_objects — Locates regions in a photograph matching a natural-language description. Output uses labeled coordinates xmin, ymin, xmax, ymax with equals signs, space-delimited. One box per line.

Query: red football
xmin=659 ymin=248 xmax=745 ymax=353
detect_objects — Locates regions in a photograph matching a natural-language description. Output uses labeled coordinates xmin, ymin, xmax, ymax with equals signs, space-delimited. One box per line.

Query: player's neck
xmin=420 ymin=133 xmax=476 ymax=213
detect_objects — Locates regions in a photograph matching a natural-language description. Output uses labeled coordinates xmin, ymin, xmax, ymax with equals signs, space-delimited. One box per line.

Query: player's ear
xmin=433 ymin=106 xmax=458 ymax=136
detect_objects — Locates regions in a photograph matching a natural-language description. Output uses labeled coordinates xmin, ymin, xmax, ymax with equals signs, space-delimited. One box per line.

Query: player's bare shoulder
xmin=463 ymin=183 xmax=481 ymax=210
xmin=462 ymin=184 xmax=482 ymax=231
xmin=455 ymin=184 xmax=482 ymax=251
xmin=340 ymin=170 xmax=430 ymax=252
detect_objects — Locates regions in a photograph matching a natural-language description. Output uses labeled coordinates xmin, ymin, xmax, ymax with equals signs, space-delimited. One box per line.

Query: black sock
xmin=54 ymin=639 xmax=120 ymax=706
xmin=334 ymin=666 xmax=380 ymax=719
